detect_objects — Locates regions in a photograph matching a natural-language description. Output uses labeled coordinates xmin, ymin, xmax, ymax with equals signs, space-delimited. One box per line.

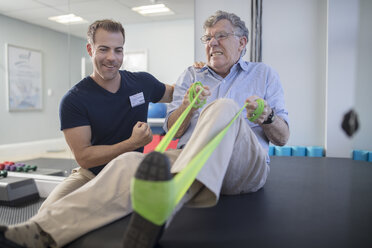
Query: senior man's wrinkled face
xmin=204 ymin=19 xmax=247 ymax=78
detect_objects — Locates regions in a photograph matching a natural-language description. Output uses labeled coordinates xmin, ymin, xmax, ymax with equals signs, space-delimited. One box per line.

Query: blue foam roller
xmin=368 ymin=152 xmax=372 ymax=162
xmin=292 ymin=146 xmax=307 ymax=157
xmin=274 ymin=146 xmax=292 ymax=156
xmin=306 ymin=146 xmax=324 ymax=157
xmin=148 ymin=103 xmax=167 ymax=118
xmin=269 ymin=146 xmax=275 ymax=156
xmin=353 ymin=150 xmax=368 ymax=161
xmin=150 ymin=126 xmax=165 ymax=135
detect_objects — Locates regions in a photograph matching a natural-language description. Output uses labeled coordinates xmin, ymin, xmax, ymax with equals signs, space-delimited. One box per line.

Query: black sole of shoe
xmin=123 ymin=151 xmax=172 ymax=248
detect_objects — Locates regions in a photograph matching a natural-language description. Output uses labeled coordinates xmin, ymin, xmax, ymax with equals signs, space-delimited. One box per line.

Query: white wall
xmin=0 ymin=16 xmax=194 ymax=160
xmin=353 ymin=0 xmax=372 ymax=151
xmin=2 ymin=0 xmax=371 ymax=158
xmin=327 ymin=0 xmax=359 ymax=157
xmin=0 ymin=16 xmax=193 ymax=149
xmin=263 ymin=0 xmax=327 ymax=147
xmin=0 ymin=14 xmax=88 ymax=146
xmin=123 ymin=19 xmax=194 ymax=85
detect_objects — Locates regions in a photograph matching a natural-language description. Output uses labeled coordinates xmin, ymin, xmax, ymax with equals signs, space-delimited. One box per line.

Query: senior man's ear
xmin=193 ymin=61 xmax=205 ymax=69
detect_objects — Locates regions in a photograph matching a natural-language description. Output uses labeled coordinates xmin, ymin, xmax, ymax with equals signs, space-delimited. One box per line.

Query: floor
xmin=1 ymin=148 xmax=74 ymax=163
xmin=0 ymin=154 xmax=80 ymax=226
xmin=0 ymin=199 xmax=45 ymax=225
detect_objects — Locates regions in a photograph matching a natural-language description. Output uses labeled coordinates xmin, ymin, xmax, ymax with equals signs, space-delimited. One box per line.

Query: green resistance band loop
xmin=132 ymin=82 xmax=205 ymax=225
xmin=132 ymin=82 xmax=266 ymax=225
xmin=132 ymin=101 xmax=250 ymax=226
xmin=155 ymin=84 xmax=204 ymax=153
xmin=188 ymin=81 xmax=206 ymax=109
xmin=248 ymin=98 xmax=265 ymax=122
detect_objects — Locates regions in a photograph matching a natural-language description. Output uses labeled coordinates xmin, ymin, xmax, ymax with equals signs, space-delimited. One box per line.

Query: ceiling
xmin=0 ymin=0 xmax=194 ymax=38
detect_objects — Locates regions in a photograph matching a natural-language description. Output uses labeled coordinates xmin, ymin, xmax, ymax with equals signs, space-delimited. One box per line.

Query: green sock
xmin=5 ymin=221 xmax=55 ymax=248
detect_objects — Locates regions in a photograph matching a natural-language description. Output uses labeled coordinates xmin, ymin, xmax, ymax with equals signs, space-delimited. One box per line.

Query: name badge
xmin=129 ymin=92 xmax=145 ymax=108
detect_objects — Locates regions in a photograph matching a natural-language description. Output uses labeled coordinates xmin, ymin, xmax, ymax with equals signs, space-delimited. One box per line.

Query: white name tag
xmin=129 ymin=92 xmax=145 ymax=108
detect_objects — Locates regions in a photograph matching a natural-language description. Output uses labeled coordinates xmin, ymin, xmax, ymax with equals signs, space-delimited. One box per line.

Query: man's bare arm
xmin=158 ymin=84 xmax=174 ymax=103
xmin=63 ymin=122 xmax=152 ymax=169
xmin=245 ymin=96 xmax=289 ymax=146
xmin=261 ymin=116 xmax=289 ymax=146
xmin=167 ymin=85 xmax=211 ymax=138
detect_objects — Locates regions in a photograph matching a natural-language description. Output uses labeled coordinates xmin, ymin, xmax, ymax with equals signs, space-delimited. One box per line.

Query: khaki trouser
xmin=32 ymin=98 xmax=269 ymax=247
xmin=38 ymin=167 xmax=95 ymax=212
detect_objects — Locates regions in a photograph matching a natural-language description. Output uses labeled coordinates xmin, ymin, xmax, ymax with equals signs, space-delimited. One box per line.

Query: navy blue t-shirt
xmin=59 ymin=70 xmax=165 ymax=175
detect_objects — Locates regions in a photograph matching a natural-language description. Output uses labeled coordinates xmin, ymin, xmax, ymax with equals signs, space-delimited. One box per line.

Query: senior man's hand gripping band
xmin=130 ymin=81 xmax=265 ymax=226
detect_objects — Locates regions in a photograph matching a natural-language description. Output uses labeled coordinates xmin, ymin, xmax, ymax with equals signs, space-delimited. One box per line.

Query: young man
xmin=38 ymin=19 xmax=173 ymax=210
xmin=0 ymin=19 xmax=173 ymax=248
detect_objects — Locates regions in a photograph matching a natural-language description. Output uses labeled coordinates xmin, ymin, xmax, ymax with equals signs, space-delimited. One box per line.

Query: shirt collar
xmin=200 ymin=57 xmax=249 ymax=73
xmin=236 ymin=57 xmax=249 ymax=71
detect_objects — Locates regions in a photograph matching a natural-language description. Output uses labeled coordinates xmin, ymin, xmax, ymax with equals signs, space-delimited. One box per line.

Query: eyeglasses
xmin=200 ymin=32 xmax=238 ymax=44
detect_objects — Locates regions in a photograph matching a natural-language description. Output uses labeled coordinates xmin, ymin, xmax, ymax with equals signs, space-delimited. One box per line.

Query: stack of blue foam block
xmin=292 ymin=146 xmax=307 ymax=156
xmin=352 ymin=150 xmax=372 ymax=162
xmin=274 ymin=146 xmax=292 ymax=156
xmin=269 ymin=146 xmax=372 ymax=162
xmin=269 ymin=146 xmax=324 ymax=157
xmin=306 ymin=146 xmax=324 ymax=157
xmin=269 ymin=146 xmax=275 ymax=156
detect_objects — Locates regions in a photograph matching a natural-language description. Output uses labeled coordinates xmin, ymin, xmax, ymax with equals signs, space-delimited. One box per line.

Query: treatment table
xmin=65 ymin=156 xmax=372 ymax=248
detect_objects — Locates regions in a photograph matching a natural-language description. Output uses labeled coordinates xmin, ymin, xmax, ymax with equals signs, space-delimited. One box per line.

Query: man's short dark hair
xmin=87 ymin=19 xmax=125 ymax=44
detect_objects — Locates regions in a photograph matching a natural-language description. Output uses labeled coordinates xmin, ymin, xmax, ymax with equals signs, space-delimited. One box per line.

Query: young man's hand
xmin=129 ymin=122 xmax=153 ymax=148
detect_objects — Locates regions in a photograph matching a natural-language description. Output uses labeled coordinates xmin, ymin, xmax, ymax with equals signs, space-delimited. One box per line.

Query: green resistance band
xmin=155 ymin=81 xmax=205 ymax=153
xmin=132 ymin=82 xmax=205 ymax=225
xmin=132 ymin=83 xmax=265 ymax=226
xmin=188 ymin=81 xmax=206 ymax=108
xmin=248 ymin=98 xmax=265 ymax=122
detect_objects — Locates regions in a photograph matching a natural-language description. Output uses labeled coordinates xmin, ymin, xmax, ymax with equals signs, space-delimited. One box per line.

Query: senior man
xmin=123 ymin=10 xmax=289 ymax=247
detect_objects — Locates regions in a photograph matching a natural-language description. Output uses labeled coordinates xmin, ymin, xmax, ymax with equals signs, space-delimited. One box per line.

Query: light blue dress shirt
xmin=163 ymin=58 xmax=289 ymax=157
